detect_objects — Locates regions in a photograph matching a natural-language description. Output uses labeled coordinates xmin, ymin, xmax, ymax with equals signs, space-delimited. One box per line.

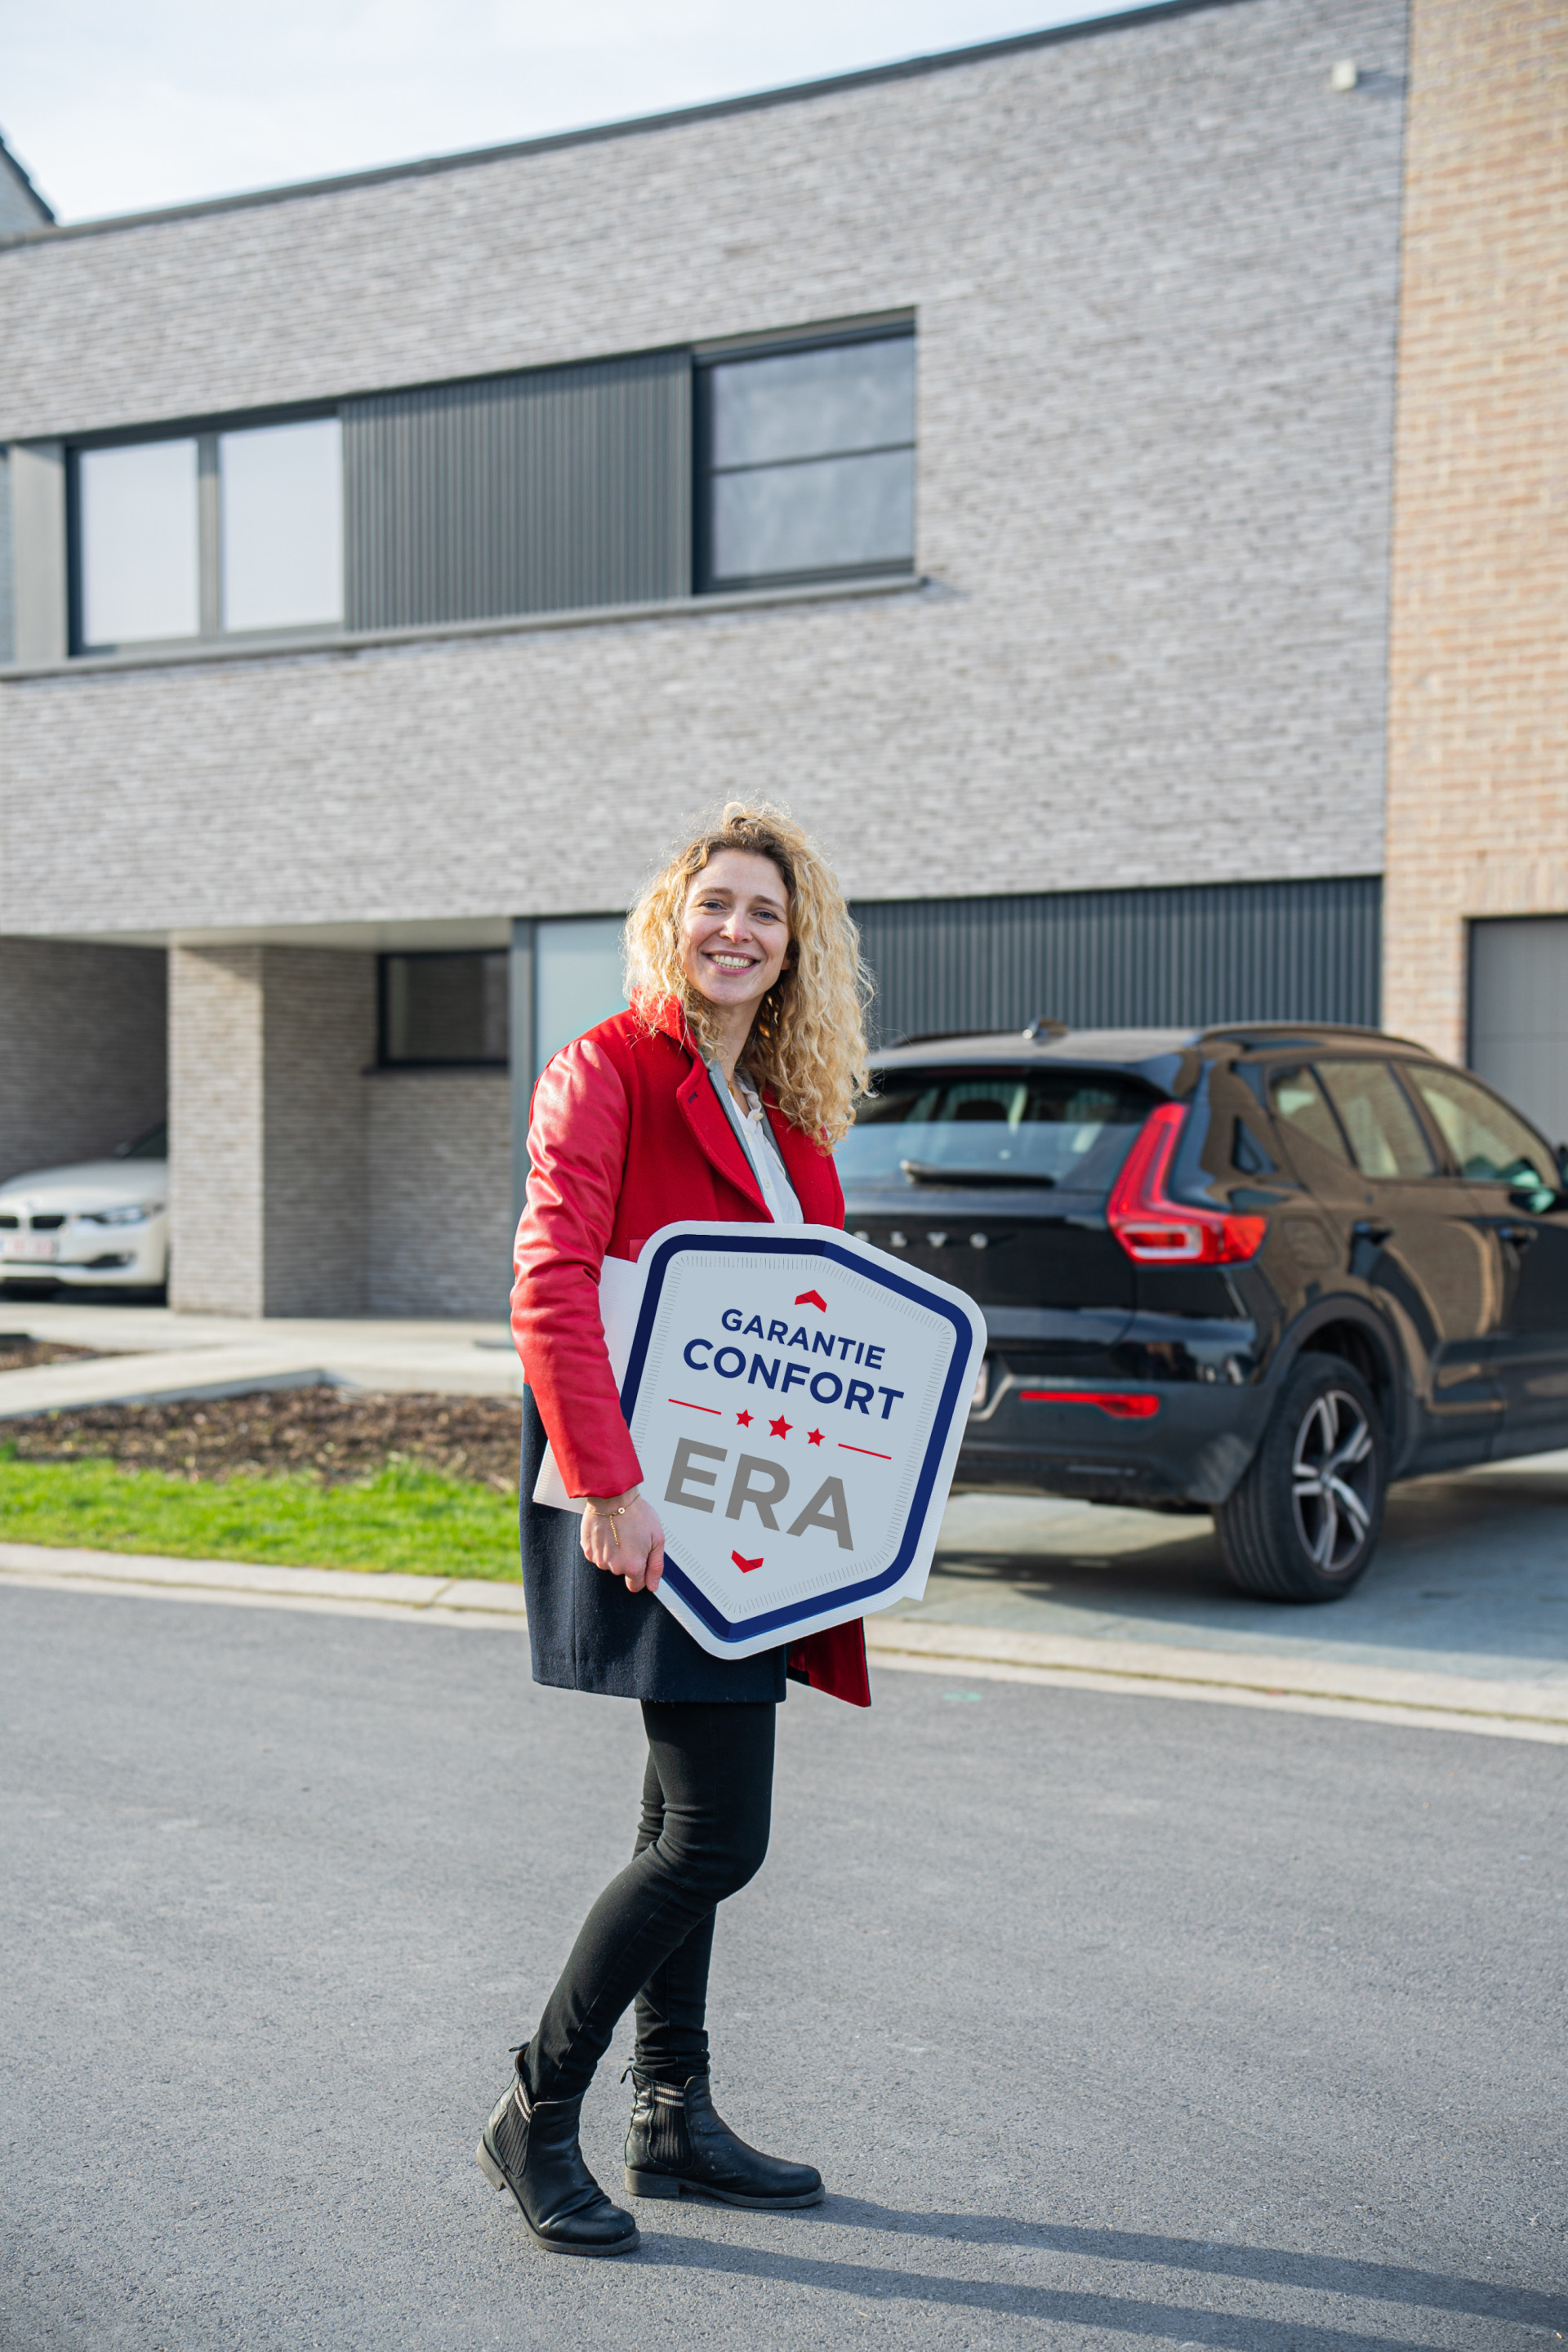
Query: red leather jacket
xmin=511 ymin=998 xmax=871 ymax=1708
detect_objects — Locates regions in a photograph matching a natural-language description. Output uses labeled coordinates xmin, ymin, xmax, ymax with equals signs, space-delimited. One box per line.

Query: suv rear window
xmin=836 ymin=1066 xmax=1152 ymax=1189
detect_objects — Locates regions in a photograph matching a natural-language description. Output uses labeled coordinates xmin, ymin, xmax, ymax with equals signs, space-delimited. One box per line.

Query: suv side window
xmin=1402 ymin=1063 xmax=1554 ymax=1193
xmin=1316 ymin=1061 xmax=1436 ymax=1180
xmin=1267 ymin=1067 xmax=1352 ymax=1165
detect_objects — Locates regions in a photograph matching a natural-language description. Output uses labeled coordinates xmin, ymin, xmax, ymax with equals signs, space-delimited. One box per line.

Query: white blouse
xmin=708 ymin=1062 xmax=805 ymax=1226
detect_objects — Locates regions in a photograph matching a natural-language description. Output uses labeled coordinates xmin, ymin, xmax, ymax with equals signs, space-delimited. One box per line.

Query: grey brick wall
xmin=0 ymin=0 xmax=1407 ymax=932
xmin=261 ymin=950 xmax=375 ymax=1316
xmin=367 ymin=1073 xmax=512 ymax=1319
xmin=0 ymin=938 xmax=166 ymax=1182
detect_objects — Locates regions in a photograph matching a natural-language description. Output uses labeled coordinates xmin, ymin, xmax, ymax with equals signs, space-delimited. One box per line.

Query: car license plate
xmin=2 ymin=1234 xmax=59 ymax=1262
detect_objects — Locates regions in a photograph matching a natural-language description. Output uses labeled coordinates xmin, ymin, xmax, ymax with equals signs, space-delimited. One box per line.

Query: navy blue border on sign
xmin=621 ymin=1232 xmax=974 ymax=1645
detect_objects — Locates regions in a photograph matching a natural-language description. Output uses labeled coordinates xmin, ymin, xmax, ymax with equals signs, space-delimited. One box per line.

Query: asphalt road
xmin=2 ymin=1586 xmax=1564 ymax=2352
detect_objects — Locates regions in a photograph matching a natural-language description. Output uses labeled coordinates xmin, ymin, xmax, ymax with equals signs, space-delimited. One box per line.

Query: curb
xmin=864 ymin=1617 xmax=1568 ymax=1733
xmin=0 ymin=1355 xmax=523 ymax=1418
xmin=0 ymin=1541 xmax=531 ymax=1627
xmin=2 ymin=1540 xmax=1565 ymax=1744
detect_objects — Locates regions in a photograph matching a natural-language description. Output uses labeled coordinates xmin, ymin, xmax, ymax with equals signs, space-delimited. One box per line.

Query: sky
xmin=0 ymin=0 xmax=1132 ymax=224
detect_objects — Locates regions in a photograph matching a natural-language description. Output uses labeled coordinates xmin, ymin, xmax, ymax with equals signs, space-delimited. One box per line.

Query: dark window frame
xmin=66 ymin=399 xmax=343 ymax=657
xmin=376 ymin=949 xmax=511 ymax=1071
xmin=694 ymin=322 xmax=917 ymax=596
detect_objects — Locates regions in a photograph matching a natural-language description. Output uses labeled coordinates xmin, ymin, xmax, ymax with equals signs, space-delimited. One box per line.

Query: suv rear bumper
xmin=957 ymin=1365 xmax=1272 ymax=1507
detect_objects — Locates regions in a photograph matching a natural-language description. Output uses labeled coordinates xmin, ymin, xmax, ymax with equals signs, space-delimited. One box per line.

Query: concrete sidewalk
xmin=3 ymin=1296 xmax=1565 ymax=1746
xmin=0 ymin=1298 xmax=517 ymax=1415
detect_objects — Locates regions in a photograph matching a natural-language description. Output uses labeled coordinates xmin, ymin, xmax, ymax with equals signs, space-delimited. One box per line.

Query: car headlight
xmin=84 ymin=1202 xmax=163 ymax=1227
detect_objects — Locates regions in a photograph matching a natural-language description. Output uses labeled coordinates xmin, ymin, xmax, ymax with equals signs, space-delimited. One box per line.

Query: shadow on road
xmin=817 ymin=2204 xmax=1568 ymax=2327
xmin=641 ymin=2201 xmax=1566 ymax=2342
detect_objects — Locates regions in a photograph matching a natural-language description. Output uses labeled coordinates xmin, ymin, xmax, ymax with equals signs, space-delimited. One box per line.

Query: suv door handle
xmin=1352 ymin=1219 xmax=1392 ymax=1245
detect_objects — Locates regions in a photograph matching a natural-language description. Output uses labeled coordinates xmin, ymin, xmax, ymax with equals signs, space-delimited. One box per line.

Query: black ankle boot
xmin=478 ymin=2050 xmax=639 ymax=2256
xmin=624 ymin=2066 xmax=824 ymax=2208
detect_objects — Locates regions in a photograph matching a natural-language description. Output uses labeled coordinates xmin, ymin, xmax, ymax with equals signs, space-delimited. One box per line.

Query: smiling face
xmin=679 ymin=848 xmax=792 ymax=1018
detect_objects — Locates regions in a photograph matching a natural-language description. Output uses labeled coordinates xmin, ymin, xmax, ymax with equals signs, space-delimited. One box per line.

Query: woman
xmin=479 ymin=803 xmax=872 ymax=2257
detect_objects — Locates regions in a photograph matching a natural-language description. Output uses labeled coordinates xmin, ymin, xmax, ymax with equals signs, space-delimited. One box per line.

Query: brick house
xmin=1383 ymin=0 xmax=1568 ymax=1147
xmin=3 ymin=0 xmax=1555 ymax=1320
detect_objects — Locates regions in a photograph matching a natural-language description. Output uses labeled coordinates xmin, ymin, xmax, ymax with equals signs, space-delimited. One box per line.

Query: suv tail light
xmin=1107 ymin=1102 xmax=1267 ymax=1266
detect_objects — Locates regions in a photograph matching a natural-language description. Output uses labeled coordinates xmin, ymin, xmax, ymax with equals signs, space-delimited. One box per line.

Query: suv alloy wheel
xmin=1215 ymin=1356 xmax=1388 ymax=1601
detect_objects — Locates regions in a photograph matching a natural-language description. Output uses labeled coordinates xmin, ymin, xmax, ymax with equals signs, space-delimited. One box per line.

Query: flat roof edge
xmin=0 ymin=0 xmax=1257 ymax=249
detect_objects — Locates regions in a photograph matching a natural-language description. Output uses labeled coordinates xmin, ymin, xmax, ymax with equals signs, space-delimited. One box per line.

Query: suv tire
xmin=1216 ymin=1355 xmax=1388 ymax=1601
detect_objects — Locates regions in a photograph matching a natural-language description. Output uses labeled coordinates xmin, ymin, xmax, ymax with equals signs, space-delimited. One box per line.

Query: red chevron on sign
xmin=795 ymin=1289 xmax=827 ymax=1312
xmin=731 ymin=1551 xmax=764 ymax=1574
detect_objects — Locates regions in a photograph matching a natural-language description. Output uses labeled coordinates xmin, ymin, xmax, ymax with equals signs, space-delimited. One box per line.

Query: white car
xmin=0 ymin=1123 xmax=169 ymax=1292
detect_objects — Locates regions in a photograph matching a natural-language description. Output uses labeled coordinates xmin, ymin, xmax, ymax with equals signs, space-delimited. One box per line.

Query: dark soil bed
xmin=2 ymin=1385 xmax=523 ymax=1490
xmin=0 ymin=1337 xmax=109 ymax=1374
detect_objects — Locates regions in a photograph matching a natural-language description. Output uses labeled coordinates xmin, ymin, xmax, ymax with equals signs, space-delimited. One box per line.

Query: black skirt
xmin=519 ymin=1387 xmax=786 ymax=1704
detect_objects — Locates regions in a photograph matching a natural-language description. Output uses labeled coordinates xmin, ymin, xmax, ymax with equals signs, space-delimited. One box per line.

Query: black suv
xmin=836 ymin=1023 xmax=1568 ymax=1601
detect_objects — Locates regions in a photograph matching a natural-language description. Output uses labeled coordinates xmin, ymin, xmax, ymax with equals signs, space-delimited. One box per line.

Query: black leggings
xmin=524 ymin=1700 xmax=777 ymax=2100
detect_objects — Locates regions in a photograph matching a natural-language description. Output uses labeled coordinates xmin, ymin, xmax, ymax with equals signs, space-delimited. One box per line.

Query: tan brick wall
xmin=170 ymin=944 xmax=375 ymax=1315
xmin=1384 ymin=0 xmax=1568 ymax=1058
xmin=169 ymin=945 xmax=265 ymax=1314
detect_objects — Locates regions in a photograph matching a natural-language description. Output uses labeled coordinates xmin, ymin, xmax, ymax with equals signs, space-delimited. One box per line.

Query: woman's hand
xmin=580 ymin=1488 xmax=666 ymax=1594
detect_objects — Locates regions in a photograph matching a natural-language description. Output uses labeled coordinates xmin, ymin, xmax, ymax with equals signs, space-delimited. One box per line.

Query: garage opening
xmin=1469 ymin=916 xmax=1568 ymax=1147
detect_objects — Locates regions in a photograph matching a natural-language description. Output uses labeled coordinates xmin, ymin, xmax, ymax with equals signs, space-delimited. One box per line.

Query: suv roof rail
xmin=882 ymin=1026 xmax=1013 ymax=1049
xmin=880 ymin=1016 xmax=1073 ymax=1049
xmin=1198 ymin=1022 xmax=1434 ymax=1054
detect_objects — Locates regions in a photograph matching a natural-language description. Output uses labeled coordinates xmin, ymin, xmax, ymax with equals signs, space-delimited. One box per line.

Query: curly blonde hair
xmin=625 ymin=801 xmax=871 ymax=1146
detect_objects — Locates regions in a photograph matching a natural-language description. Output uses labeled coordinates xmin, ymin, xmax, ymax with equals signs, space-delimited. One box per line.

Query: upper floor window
xmin=78 ymin=439 xmax=201 ymax=645
xmin=220 ymin=420 xmax=343 ymax=632
xmin=74 ymin=415 xmax=342 ymax=652
xmin=698 ymin=331 xmax=915 ymax=592
xmin=51 ymin=326 xmax=912 ymax=662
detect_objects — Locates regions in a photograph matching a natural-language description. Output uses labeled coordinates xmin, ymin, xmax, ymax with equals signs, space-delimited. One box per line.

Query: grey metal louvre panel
xmin=1469 ymin=916 xmax=1568 ymax=1146
xmin=850 ymin=877 xmax=1382 ymax=1048
xmin=343 ymin=350 xmax=691 ymax=629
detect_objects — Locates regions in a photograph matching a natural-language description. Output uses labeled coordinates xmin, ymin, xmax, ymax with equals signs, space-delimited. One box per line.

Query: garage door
xmin=1470 ymin=917 xmax=1568 ymax=1148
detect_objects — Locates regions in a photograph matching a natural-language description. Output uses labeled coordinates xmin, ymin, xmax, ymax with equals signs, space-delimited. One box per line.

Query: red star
xmin=807 ymin=1428 xmax=825 ymax=1447
xmin=736 ymin=1410 xmax=754 ymax=1428
xmin=768 ymin=1415 xmax=792 ymax=1440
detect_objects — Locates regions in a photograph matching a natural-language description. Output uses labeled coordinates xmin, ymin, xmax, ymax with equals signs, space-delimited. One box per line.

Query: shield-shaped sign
xmin=585 ymin=1220 xmax=985 ymax=1659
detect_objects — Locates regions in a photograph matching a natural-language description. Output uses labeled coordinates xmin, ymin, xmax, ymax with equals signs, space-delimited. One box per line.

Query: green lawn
xmin=0 ymin=1451 xmax=520 ymax=1579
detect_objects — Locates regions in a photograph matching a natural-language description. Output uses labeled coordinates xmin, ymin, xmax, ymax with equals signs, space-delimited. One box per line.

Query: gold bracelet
xmin=584 ymin=1500 xmax=633 ymax=1547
